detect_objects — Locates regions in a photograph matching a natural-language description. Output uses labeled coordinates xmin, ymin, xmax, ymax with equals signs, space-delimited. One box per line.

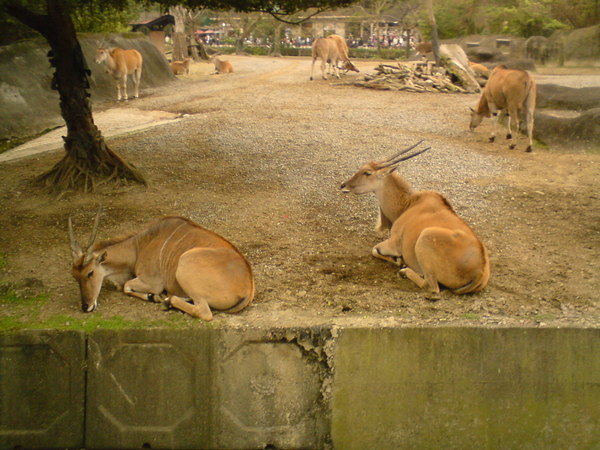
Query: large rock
xmin=536 ymin=84 xmax=600 ymax=111
xmin=535 ymin=108 xmax=600 ymax=149
xmin=525 ymin=36 xmax=549 ymax=64
xmin=548 ymin=25 xmax=600 ymax=65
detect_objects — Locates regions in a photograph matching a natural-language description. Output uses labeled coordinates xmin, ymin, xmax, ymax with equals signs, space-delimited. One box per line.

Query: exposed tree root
xmin=36 ymin=137 xmax=146 ymax=193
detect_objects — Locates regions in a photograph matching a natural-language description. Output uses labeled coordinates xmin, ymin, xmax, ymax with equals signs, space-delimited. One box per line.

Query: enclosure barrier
xmin=1 ymin=327 xmax=598 ymax=449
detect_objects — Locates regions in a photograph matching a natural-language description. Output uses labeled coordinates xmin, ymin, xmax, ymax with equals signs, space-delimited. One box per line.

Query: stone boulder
xmin=534 ymin=108 xmax=600 ymax=149
xmin=536 ymin=84 xmax=600 ymax=111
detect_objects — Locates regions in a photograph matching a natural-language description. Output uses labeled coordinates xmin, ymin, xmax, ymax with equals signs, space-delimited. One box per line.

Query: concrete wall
xmin=1 ymin=327 xmax=598 ymax=449
xmin=0 ymin=33 xmax=175 ymax=141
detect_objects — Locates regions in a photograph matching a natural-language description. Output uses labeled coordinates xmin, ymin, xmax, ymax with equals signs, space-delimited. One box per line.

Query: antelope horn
xmin=376 ymin=141 xmax=427 ymax=168
xmin=68 ymin=215 xmax=82 ymax=256
xmin=389 ymin=146 xmax=431 ymax=165
xmin=83 ymin=206 xmax=103 ymax=258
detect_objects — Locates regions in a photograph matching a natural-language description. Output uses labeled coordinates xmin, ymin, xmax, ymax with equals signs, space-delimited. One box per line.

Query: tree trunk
xmin=172 ymin=32 xmax=187 ymax=61
xmin=425 ymin=0 xmax=441 ymax=65
xmin=270 ymin=24 xmax=283 ymax=57
xmin=195 ymin=40 xmax=210 ymax=60
xmin=6 ymin=0 xmax=145 ymax=193
xmin=170 ymin=6 xmax=188 ymax=62
xmin=235 ymin=36 xmax=245 ymax=54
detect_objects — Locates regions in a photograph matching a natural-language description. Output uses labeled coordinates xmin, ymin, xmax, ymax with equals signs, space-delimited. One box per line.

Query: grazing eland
xmin=469 ymin=64 xmax=536 ymax=152
xmin=310 ymin=36 xmax=358 ymax=80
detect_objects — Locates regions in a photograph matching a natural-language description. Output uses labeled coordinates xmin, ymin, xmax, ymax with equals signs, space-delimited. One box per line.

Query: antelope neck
xmin=376 ymin=174 xmax=413 ymax=222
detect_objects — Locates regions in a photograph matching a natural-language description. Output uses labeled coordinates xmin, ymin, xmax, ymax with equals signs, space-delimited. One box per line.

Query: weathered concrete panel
xmin=332 ymin=328 xmax=600 ymax=449
xmin=215 ymin=328 xmax=329 ymax=449
xmin=0 ymin=330 xmax=85 ymax=449
xmin=85 ymin=329 xmax=214 ymax=449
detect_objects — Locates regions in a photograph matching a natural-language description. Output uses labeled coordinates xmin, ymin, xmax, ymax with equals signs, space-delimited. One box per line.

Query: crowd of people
xmin=194 ymin=32 xmax=417 ymax=49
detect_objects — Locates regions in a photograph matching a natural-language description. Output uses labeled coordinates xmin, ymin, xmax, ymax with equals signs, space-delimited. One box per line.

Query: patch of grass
xmin=0 ymin=305 xmax=204 ymax=332
xmin=0 ymin=127 xmax=59 ymax=155
xmin=0 ymin=312 xmax=175 ymax=332
xmin=532 ymin=313 xmax=556 ymax=322
xmin=0 ymin=290 xmax=48 ymax=305
xmin=461 ymin=312 xmax=480 ymax=320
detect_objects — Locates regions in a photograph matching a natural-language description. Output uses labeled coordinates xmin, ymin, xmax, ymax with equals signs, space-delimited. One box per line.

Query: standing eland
xmin=95 ymin=47 xmax=143 ymax=101
xmin=340 ymin=142 xmax=490 ymax=298
xmin=69 ymin=209 xmax=255 ymax=321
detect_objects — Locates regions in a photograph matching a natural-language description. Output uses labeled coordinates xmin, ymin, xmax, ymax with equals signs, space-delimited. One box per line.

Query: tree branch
xmin=267 ymin=8 xmax=330 ymax=24
xmin=4 ymin=1 xmax=51 ymax=36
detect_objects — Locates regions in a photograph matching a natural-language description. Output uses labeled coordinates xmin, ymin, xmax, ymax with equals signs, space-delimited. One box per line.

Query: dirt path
xmin=0 ymin=55 xmax=598 ymax=329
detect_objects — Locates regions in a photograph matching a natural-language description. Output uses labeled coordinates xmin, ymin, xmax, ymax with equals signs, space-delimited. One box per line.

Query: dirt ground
xmin=0 ymin=55 xmax=598 ymax=329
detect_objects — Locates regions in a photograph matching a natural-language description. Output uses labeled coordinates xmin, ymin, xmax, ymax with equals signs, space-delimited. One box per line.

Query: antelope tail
xmin=452 ymin=246 xmax=491 ymax=294
xmin=223 ymin=276 xmax=255 ymax=314
xmin=524 ymin=77 xmax=537 ymax=117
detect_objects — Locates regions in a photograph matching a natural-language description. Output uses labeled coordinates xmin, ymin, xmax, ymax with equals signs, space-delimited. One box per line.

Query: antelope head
xmin=468 ymin=107 xmax=484 ymax=131
xmin=343 ymin=60 xmax=360 ymax=73
xmin=340 ymin=141 xmax=430 ymax=194
xmin=69 ymin=207 xmax=106 ymax=312
xmin=95 ymin=47 xmax=110 ymax=64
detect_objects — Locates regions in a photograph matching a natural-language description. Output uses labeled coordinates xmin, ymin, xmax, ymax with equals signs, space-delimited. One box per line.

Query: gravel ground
xmin=0 ymin=55 xmax=598 ymax=329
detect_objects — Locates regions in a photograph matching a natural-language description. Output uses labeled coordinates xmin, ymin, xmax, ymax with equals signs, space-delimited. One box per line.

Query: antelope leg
xmin=372 ymin=241 xmax=404 ymax=266
xmin=400 ymin=268 xmax=441 ymax=300
xmin=168 ymin=295 xmax=213 ymax=321
xmin=123 ymin=277 xmax=162 ymax=302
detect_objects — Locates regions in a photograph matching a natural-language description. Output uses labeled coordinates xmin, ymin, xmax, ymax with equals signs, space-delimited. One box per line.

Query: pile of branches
xmin=350 ymin=62 xmax=470 ymax=94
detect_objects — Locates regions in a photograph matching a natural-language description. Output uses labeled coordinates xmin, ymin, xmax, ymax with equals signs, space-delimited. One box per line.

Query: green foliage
xmin=485 ymin=1 xmax=568 ymax=37
xmin=422 ymin=0 xmax=582 ymax=39
xmin=71 ymin=0 xmax=142 ymax=33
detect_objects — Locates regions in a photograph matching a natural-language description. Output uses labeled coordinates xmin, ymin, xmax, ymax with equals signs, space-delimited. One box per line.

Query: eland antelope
xmin=340 ymin=142 xmax=490 ymax=298
xmin=171 ymin=58 xmax=192 ymax=75
xmin=469 ymin=64 xmax=536 ymax=152
xmin=310 ymin=36 xmax=358 ymax=80
xmin=95 ymin=47 xmax=143 ymax=101
xmin=69 ymin=209 xmax=254 ymax=321
xmin=210 ymin=55 xmax=234 ymax=74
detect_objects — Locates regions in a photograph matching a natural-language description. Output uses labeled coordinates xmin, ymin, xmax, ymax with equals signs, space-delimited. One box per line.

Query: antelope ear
xmin=379 ymin=166 xmax=397 ymax=177
xmin=469 ymin=107 xmax=475 ymax=112
xmin=98 ymin=251 xmax=107 ymax=264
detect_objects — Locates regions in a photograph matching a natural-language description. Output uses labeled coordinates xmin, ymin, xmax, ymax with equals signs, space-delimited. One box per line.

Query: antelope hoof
xmin=148 ymin=293 xmax=165 ymax=303
xmin=488 ymin=136 xmax=495 ymax=143
xmin=161 ymin=297 xmax=172 ymax=311
xmin=425 ymin=291 xmax=442 ymax=301
xmin=525 ymin=146 xmax=533 ymax=153
xmin=506 ymin=133 xmax=512 ymax=140
xmin=509 ymin=144 xmax=516 ymax=150
xmin=399 ymin=268 xmax=408 ymax=278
